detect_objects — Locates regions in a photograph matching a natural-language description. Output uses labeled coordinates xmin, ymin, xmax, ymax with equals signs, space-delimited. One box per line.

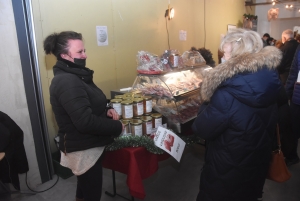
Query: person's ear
xmin=60 ymin=53 xmax=66 ymax=59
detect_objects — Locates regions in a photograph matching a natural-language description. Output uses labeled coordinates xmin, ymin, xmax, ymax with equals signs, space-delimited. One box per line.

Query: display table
xmin=102 ymin=147 xmax=169 ymax=200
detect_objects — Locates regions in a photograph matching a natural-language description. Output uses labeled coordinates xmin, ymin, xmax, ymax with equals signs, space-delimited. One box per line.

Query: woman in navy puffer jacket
xmin=192 ymin=29 xmax=282 ymax=201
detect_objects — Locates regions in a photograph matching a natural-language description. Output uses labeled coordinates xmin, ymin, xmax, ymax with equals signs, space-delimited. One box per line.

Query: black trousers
xmin=76 ymin=153 xmax=104 ymax=201
xmin=288 ymin=102 xmax=300 ymax=160
xmin=279 ymin=103 xmax=298 ymax=159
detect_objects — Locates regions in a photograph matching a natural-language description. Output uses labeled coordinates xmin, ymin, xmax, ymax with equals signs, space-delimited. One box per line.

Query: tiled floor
xmin=1 ymin=142 xmax=300 ymax=201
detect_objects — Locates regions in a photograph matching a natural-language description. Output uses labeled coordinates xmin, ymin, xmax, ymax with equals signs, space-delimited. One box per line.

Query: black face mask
xmin=73 ymin=58 xmax=86 ymax=67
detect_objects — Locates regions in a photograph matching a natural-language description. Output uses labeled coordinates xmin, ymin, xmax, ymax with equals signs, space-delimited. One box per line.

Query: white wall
xmin=0 ymin=0 xmax=41 ymax=188
xmin=255 ymin=0 xmax=300 ymax=40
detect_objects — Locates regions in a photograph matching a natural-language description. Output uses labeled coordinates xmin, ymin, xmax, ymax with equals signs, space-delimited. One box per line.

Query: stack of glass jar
xmin=109 ymin=92 xmax=163 ymax=137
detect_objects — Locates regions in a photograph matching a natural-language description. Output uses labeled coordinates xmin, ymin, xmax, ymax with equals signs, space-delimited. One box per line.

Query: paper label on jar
xmin=155 ymin=118 xmax=162 ymax=128
xmin=112 ymin=103 xmax=122 ymax=115
xmin=124 ymin=105 xmax=133 ymax=118
xmin=146 ymin=122 xmax=152 ymax=134
xmin=137 ymin=102 xmax=143 ymax=115
xmin=133 ymin=125 xmax=143 ymax=137
xmin=146 ymin=100 xmax=152 ymax=113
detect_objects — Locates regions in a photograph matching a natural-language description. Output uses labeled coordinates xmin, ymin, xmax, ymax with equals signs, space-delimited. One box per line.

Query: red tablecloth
xmin=102 ymin=147 xmax=169 ymax=199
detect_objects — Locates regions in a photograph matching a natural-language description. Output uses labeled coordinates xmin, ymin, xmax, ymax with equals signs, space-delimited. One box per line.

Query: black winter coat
xmin=277 ymin=39 xmax=299 ymax=75
xmin=286 ymin=44 xmax=300 ymax=104
xmin=50 ymin=60 xmax=122 ymax=153
xmin=0 ymin=111 xmax=29 ymax=190
xmin=192 ymin=47 xmax=282 ymax=201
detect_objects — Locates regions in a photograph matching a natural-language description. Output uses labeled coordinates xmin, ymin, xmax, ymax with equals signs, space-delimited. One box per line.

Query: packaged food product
xmin=141 ymin=116 xmax=153 ymax=135
xmin=110 ymin=99 xmax=122 ymax=116
xmin=136 ymin=51 xmax=163 ymax=74
xmin=132 ymin=98 xmax=144 ymax=117
xmin=182 ymin=50 xmax=206 ymax=67
xmin=130 ymin=119 xmax=143 ymax=136
xmin=142 ymin=96 xmax=153 ymax=114
xmin=120 ymin=119 xmax=130 ymax=135
xmin=121 ymin=100 xmax=133 ymax=119
xmin=151 ymin=113 xmax=162 ymax=128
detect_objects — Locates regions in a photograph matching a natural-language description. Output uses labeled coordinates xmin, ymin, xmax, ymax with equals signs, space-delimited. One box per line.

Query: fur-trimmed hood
xmin=201 ymin=46 xmax=282 ymax=102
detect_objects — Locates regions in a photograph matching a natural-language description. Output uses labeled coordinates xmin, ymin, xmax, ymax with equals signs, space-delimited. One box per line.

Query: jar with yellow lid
xmin=132 ymin=98 xmax=144 ymax=117
xmin=121 ymin=100 xmax=133 ymax=119
xmin=122 ymin=96 xmax=133 ymax=101
xmin=141 ymin=116 xmax=153 ymax=135
xmin=143 ymin=113 xmax=151 ymax=117
xmin=142 ymin=96 xmax=152 ymax=114
xmin=110 ymin=99 xmax=122 ymax=116
xmin=123 ymin=92 xmax=134 ymax=98
xmin=133 ymin=116 xmax=141 ymax=120
xmin=151 ymin=113 xmax=162 ymax=128
xmin=130 ymin=119 xmax=143 ymax=137
xmin=133 ymin=94 xmax=142 ymax=98
xmin=120 ymin=119 xmax=130 ymax=135
xmin=114 ymin=95 xmax=124 ymax=99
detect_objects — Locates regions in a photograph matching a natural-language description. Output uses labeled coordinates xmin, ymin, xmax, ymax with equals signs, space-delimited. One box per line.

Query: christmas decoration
xmin=105 ymin=135 xmax=164 ymax=154
xmin=105 ymin=134 xmax=204 ymax=154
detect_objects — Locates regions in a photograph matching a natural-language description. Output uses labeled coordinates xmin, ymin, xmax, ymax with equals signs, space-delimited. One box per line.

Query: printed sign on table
xmin=153 ymin=126 xmax=186 ymax=162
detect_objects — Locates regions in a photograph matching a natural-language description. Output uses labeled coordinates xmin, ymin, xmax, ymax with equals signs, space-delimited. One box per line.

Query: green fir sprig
xmin=105 ymin=134 xmax=205 ymax=154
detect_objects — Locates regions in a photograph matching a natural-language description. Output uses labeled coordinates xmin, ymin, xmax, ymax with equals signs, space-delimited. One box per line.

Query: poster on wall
xmin=96 ymin=26 xmax=108 ymax=46
xmin=227 ymin=24 xmax=237 ymax=33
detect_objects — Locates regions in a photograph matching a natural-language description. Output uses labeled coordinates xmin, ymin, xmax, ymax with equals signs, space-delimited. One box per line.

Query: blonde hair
xmin=282 ymin=29 xmax=294 ymax=39
xmin=219 ymin=28 xmax=263 ymax=58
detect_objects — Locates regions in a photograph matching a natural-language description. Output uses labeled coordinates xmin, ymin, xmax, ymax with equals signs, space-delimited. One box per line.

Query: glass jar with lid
xmin=123 ymin=96 xmax=133 ymax=101
xmin=123 ymin=92 xmax=134 ymax=98
xmin=120 ymin=119 xmax=130 ymax=135
xmin=133 ymin=93 xmax=142 ymax=98
xmin=141 ymin=116 xmax=152 ymax=135
xmin=132 ymin=98 xmax=144 ymax=117
xmin=121 ymin=100 xmax=133 ymax=119
xmin=130 ymin=119 xmax=143 ymax=137
xmin=114 ymin=95 xmax=124 ymax=99
xmin=151 ymin=113 xmax=162 ymax=128
xmin=110 ymin=99 xmax=122 ymax=116
xmin=143 ymin=96 xmax=152 ymax=114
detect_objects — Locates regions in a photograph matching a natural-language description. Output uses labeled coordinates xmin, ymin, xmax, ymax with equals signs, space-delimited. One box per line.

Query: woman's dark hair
xmin=191 ymin=47 xmax=216 ymax=67
xmin=267 ymin=37 xmax=274 ymax=45
xmin=43 ymin=31 xmax=82 ymax=58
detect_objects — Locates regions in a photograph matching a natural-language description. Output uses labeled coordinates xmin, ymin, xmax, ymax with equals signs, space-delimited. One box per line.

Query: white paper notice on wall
xmin=179 ymin=30 xmax=187 ymax=41
xmin=96 ymin=26 xmax=108 ymax=46
xmin=153 ymin=126 xmax=186 ymax=162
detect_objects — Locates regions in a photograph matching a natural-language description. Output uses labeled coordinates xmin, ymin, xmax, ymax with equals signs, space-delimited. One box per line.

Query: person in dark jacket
xmin=277 ymin=29 xmax=299 ymax=85
xmin=44 ymin=31 xmax=124 ymax=201
xmin=0 ymin=111 xmax=29 ymax=191
xmin=192 ymin=29 xmax=281 ymax=201
xmin=285 ymin=44 xmax=300 ymax=166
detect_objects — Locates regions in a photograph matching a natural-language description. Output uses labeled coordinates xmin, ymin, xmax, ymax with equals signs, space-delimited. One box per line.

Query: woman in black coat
xmin=44 ymin=31 xmax=124 ymax=201
xmin=192 ymin=29 xmax=281 ymax=201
